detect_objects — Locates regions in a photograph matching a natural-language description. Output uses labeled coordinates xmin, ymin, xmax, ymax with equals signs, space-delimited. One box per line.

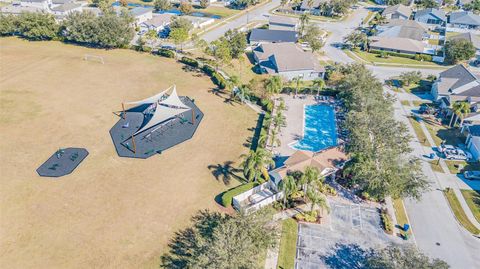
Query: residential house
xmin=370 ymin=19 xmax=435 ymax=55
xmin=249 ymin=29 xmax=297 ymax=45
xmin=431 ymin=65 xmax=480 ymax=111
xmin=448 ymin=11 xmax=480 ymax=31
xmin=51 ymin=2 xmax=82 ymax=17
xmin=269 ymin=15 xmax=297 ymax=31
xmin=252 ymin=42 xmax=325 ymax=81
xmin=299 ymin=0 xmax=328 ymax=12
xmin=140 ymin=14 xmax=173 ymax=32
xmin=130 ymin=7 xmax=153 ymax=24
xmin=183 ymin=15 xmax=215 ymax=29
xmin=381 ymin=4 xmax=412 ymax=20
xmin=232 ymin=147 xmax=347 ymax=213
xmin=450 ymin=32 xmax=480 ymax=62
xmin=20 ymin=0 xmax=50 ymax=9
xmin=414 ymin=8 xmax=446 ymax=26
xmin=0 ymin=3 xmax=43 ymax=14
xmin=463 ymin=125 xmax=480 ymax=160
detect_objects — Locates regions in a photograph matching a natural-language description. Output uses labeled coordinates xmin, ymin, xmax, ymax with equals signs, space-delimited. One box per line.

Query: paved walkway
xmin=396 ymin=87 xmax=480 ymax=230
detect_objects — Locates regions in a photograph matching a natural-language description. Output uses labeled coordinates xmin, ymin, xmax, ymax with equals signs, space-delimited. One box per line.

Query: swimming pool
xmin=292 ymin=104 xmax=337 ymax=152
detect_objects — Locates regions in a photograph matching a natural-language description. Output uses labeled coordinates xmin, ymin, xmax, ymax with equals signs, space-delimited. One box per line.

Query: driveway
xmin=295 ymin=201 xmax=405 ymax=269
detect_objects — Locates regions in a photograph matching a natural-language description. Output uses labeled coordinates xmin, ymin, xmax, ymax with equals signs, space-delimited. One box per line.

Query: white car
xmin=439 ymin=144 xmax=455 ymax=153
xmin=444 ymin=148 xmax=472 ymax=160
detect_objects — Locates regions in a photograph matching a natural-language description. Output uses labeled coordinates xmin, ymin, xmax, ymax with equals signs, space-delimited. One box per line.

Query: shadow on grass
xmin=249 ymin=112 xmax=265 ymax=151
xmin=207 ymin=161 xmax=243 ymax=185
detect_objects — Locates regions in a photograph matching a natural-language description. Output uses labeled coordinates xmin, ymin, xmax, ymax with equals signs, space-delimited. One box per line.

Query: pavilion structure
xmin=110 ymin=85 xmax=203 ymax=159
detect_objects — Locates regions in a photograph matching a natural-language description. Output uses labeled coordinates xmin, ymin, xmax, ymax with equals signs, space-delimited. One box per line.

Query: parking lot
xmin=295 ymin=201 xmax=405 ymax=269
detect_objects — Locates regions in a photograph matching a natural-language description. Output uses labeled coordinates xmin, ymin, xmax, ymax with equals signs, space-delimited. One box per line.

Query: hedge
xmin=369 ymin=49 xmax=434 ymax=62
xmin=180 ymin=56 xmax=199 ymax=68
xmin=201 ymin=64 xmax=216 ymax=76
xmin=201 ymin=65 xmax=226 ymax=89
xmin=156 ymin=48 xmax=175 ymax=58
xmin=221 ymin=182 xmax=257 ymax=207
xmin=380 ymin=208 xmax=393 ymax=234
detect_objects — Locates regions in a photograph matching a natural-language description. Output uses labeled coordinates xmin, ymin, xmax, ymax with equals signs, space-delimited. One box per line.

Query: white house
xmin=464 ymin=125 xmax=480 ymax=160
xmin=50 ymin=2 xmax=82 ymax=17
xmin=130 ymin=7 xmax=153 ymax=24
xmin=20 ymin=0 xmax=50 ymax=9
xmin=382 ymin=4 xmax=412 ymax=20
xmin=140 ymin=13 xmax=173 ymax=32
xmin=183 ymin=15 xmax=215 ymax=29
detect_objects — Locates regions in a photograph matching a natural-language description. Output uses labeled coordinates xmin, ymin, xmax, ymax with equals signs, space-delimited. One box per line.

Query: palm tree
xmin=299 ymin=13 xmax=310 ymax=36
xmin=273 ymin=111 xmax=286 ymax=132
xmin=280 ymin=0 xmax=288 ymax=9
xmin=449 ymin=101 xmax=470 ymax=127
xmin=269 ymin=128 xmax=281 ymax=148
xmin=277 ymin=99 xmax=286 ymax=112
xmin=306 ymin=188 xmax=329 ymax=214
xmin=240 ymin=149 xmax=275 ymax=182
xmin=292 ymin=76 xmax=303 ymax=96
xmin=312 ymin=78 xmax=325 ymax=96
xmin=299 ymin=166 xmax=321 ymax=200
xmin=279 ymin=175 xmax=297 ymax=207
xmin=264 ymin=76 xmax=283 ymax=97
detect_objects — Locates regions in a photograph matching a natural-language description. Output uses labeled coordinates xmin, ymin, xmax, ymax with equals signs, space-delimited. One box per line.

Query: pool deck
xmin=275 ymin=94 xmax=319 ymax=157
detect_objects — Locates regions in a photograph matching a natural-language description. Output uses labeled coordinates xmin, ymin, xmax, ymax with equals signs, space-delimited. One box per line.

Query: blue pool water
xmin=292 ymin=104 xmax=337 ymax=152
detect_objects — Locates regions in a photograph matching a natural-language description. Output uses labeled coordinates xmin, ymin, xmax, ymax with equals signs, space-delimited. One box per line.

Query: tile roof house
xmin=299 ymin=0 xmax=328 ymax=11
xmin=414 ymin=8 xmax=446 ymax=25
xmin=0 ymin=3 xmax=43 ymax=14
xmin=252 ymin=42 xmax=325 ymax=81
xmin=431 ymin=65 xmax=480 ymax=107
xmin=382 ymin=4 xmax=412 ymax=20
xmin=129 ymin=7 xmax=153 ymax=24
xmin=269 ymin=15 xmax=297 ymax=31
xmin=50 ymin=2 xmax=82 ymax=16
xmin=376 ymin=19 xmax=428 ymax=41
xmin=463 ymin=124 xmax=480 ymax=160
xmin=448 ymin=11 xmax=480 ymax=30
xmin=249 ymin=29 xmax=297 ymax=44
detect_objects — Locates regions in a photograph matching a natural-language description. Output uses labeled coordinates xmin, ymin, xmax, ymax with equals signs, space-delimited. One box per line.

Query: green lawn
xmin=412 ymin=100 xmax=431 ymax=107
xmin=402 ymin=80 xmax=433 ymax=94
xmin=429 ymin=161 xmax=445 ymax=173
xmin=407 ymin=116 xmax=431 ymax=147
xmin=423 ymin=120 xmax=465 ymax=147
xmin=444 ymin=188 xmax=480 ymax=235
xmin=277 ymin=218 xmax=298 ymax=269
xmin=393 ymin=198 xmax=411 ymax=237
xmin=351 ymin=50 xmax=440 ymax=66
xmin=445 ymin=160 xmax=480 ymax=174
xmin=461 ymin=190 xmax=480 ymax=223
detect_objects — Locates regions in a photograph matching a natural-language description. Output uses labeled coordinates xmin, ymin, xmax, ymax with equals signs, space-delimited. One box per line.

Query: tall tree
xmin=264 ymin=76 xmax=283 ymax=97
xmin=303 ymin=24 xmax=325 ymax=52
xmin=161 ymin=209 xmax=278 ymax=268
xmin=279 ymin=175 xmax=297 ymax=207
xmin=399 ymin=71 xmax=422 ymax=86
xmin=240 ymin=148 xmax=275 ymax=182
xmin=199 ymin=0 xmax=210 ymax=8
xmin=312 ymin=78 xmax=325 ymax=96
xmin=169 ymin=16 xmax=193 ymax=32
xmin=299 ymin=13 xmax=310 ymax=36
xmin=445 ymin=39 xmax=476 ymax=64
xmin=16 ymin=12 xmax=58 ymax=41
xmin=299 ymin=166 xmax=322 ymax=200
xmin=169 ymin=27 xmax=189 ymax=51
xmin=154 ymin=0 xmax=171 ymax=11
xmin=366 ymin=245 xmax=449 ymax=269
xmin=306 ymin=188 xmax=329 ymax=213
xmin=179 ymin=1 xmax=193 ymax=15
xmin=450 ymin=101 xmax=470 ymax=127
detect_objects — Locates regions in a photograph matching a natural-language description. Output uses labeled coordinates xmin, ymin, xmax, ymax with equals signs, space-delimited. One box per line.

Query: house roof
xmin=130 ymin=6 xmax=153 ymax=17
xmin=253 ymin=42 xmax=324 ymax=73
xmin=249 ymin=29 xmax=297 ymax=43
xmin=142 ymin=14 xmax=173 ymax=28
xmin=52 ymin=0 xmax=74 ymax=4
xmin=269 ymin=15 xmax=296 ymax=26
xmin=0 ymin=4 xmax=43 ymax=13
xmin=21 ymin=0 xmax=48 ymax=2
xmin=272 ymin=147 xmax=347 ymax=178
xmin=382 ymin=4 xmax=412 ymax=18
xmin=51 ymin=2 xmax=82 ymax=12
xmin=467 ymin=125 xmax=480 ymax=136
xmin=369 ymin=37 xmax=427 ymax=54
xmin=377 ymin=22 xmax=427 ymax=41
xmin=383 ymin=19 xmax=429 ymax=31
xmin=415 ymin=8 xmax=446 ymax=22
xmin=449 ymin=11 xmax=480 ymax=26
xmin=438 ymin=64 xmax=479 ymax=92
xmin=300 ymin=0 xmax=328 ymax=10
xmin=450 ymin=32 xmax=480 ymax=50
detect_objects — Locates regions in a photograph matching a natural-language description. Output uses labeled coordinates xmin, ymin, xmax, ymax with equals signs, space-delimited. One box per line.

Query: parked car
xmin=444 ymin=148 xmax=472 ymax=160
xmin=419 ymin=104 xmax=435 ymax=115
xmin=464 ymin=171 xmax=480 ymax=180
xmin=438 ymin=144 xmax=455 ymax=153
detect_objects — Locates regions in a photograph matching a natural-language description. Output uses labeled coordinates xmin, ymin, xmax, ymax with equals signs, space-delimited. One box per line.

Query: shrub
xmin=221 ymin=182 xmax=257 ymax=207
xmin=294 ymin=210 xmax=318 ymax=223
xmin=381 ymin=208 xmax=393 ymax=234
xmin=156 ymin=48 xmax=175 ymax=58
xmin=201 ymin=64 xmax=216 ymax=76
xmin=180 ymin=56 xmax=199 ymax=68
xmin=211 ymin=71 xmax=227 ymax=89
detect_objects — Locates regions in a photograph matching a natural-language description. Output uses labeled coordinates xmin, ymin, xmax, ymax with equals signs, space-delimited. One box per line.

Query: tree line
xmin=330 ymin=64 xmax=429 ymax=200
xmin=0 ymin=10 xmax=135 ymax=48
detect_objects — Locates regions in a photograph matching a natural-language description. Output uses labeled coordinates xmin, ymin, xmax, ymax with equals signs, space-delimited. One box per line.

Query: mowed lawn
xmin=0 ymin=37 xmax=257 ymax=269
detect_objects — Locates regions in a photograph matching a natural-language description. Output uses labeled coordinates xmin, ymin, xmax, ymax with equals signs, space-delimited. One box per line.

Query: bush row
xmin=202 ymin=65 xmax=227 ymax=89
xmin=294 ymin=210 xmax=318 ymax=223
xmin=180 ymin=56 xmax=199 ymax=68
xmin=370 ymin=49 xmax=433 ymax=62
xmin=380 ymin=208 xmax=393 ymax=234
xmin=221 ymin=182 xmax=258 ymax=207
xmin=156 ymin=49 xmax=175 ymax=58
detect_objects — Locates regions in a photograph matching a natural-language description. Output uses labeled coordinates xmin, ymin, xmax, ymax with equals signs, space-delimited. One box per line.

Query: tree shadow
xmin=160 ymin=210 xmax=226 ymax=269
xmin=207 ymin=161 xmax=243 ymax=185
xmin=322 ymin=243 xmax=373 ymax=269
xmin=249 ymin=112 xmax=265 ymax=151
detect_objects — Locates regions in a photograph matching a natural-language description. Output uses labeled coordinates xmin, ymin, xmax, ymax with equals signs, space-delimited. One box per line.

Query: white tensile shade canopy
xmin=124 ymin=85 xmax=192 ymax=136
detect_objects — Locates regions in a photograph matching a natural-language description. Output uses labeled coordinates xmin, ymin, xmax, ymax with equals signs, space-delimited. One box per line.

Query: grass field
xmin=393 ymin=198 xmax=411 ymax=237
xmin=276 ymin=218 xmax=298 ymax=269
xmin=429 ymin=161 xmax=445 ymax=173
xmin=407 ymin=116 xmax=431 ymax=147
xmin=0 ymin=37 xmax=257 ymax=269
xmin=461 ymin=190 xmax=480 ymax=224
xmin=443 ymin=188 xmax=480 ymax=235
